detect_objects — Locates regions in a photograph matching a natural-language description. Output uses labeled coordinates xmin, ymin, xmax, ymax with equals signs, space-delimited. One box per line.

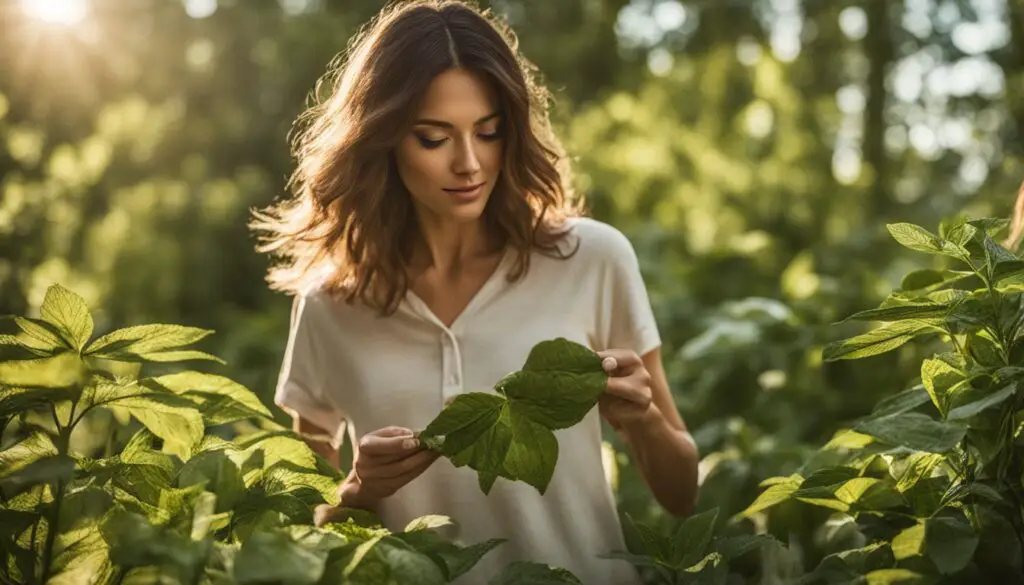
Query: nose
xmin=451 ymin=138 xmax=482 ymax=177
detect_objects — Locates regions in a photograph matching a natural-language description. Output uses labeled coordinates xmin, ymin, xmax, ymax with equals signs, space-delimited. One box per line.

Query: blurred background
xmin=1 ymin=0 xmax=1022 ymax=579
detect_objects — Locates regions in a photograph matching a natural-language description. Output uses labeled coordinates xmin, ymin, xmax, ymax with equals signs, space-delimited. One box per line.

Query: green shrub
xmin=742 ymin=218 xmax=1024 ymax=584
xmin=0 ymin=285 xmax=577 ymax=585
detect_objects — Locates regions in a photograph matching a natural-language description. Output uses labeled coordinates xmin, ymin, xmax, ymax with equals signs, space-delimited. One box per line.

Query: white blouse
xmin=274 ymin=217 xmax=662 ymax=585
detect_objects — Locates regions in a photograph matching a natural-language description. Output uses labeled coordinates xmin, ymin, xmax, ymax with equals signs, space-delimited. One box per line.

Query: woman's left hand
xmin=597 ymin=349 xmax=654 ymax=428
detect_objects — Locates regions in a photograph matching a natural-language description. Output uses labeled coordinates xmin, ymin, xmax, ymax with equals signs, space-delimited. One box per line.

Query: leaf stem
xmin=39 ymin=405 xmax=72 ymax=584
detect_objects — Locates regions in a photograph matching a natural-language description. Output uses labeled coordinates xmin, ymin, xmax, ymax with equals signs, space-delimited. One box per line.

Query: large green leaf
xmin=887 ymin=223 xmax=968 ymax=261
xmin=823 ymin=320 xmax=942 ymax=361
xmin=100 ymin=508 xmax=207 ymax=579
xmin=0 ymin=385 xmax=78 ymax=419
xmin=946 ymin=384 xmax=1016 ymax=420
xmin=114 ymin=393 xmax=204 ymax=459
xmin=925 ymin=515 xmax=978 ymax=575
xmin=233 ymin=530 xmax=328 ymax=585
xmin=863 ymin=568 xmax=928 ymax=584
xmin=176 ymin=450 xmax=245 ymax=512
xmin=844 ymin=303 xmax=950 ymax=323
xmin=920 ymin=355 xmax=966 ymax=416
xmin=84 ymin=324 xmax=223 ymax=364
xmin=891 ymin=522 xmax=925 ymax=560
xmin=420 ymin=338 xmax=607 ymax=494
xmin=808 ymin=542 xmax=896 ymax=583
xmin=487 ymin=561 xmax=582 ymax=585
xmin=854 ymin=413 xmax=966 ymax=453
xmin=0 ymin=431 xmax=59 ymax=478
xmin=13 ymin=317 xmax=71 ymax=353
xmin=892 ymin=452 xmax=944 ymax=493
xmin=47 ymin=529 xmax=116 ymax=585
xmin=38 ymin=284 xmax=94 ymax=352
xmin=143 ymin=371 xmax=272 ymax=424
xmin=0 ymin=454 xmax=74 ymax=498
xmin=669 ymin=508 xmax=718 ymax=568
xmin=738 ymin=476 xmax=800 ymax=517
xmin=870 ymin=386 xmax=932 ymax=419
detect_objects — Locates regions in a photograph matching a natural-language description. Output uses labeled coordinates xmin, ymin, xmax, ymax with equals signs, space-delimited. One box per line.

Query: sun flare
xmin=20 ymin=0 xmax=89 ymax=26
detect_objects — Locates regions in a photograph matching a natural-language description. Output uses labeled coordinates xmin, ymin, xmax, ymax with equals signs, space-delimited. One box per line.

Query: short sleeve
xmin=594 ymin=226 xmax=662 ymax=356
xmin=273 ymin=293 xmax=347 ymax=447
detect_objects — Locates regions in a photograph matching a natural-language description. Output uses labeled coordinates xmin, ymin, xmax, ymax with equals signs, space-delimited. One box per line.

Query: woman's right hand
xmin=326 ymin=426 xmax=440 ymax=516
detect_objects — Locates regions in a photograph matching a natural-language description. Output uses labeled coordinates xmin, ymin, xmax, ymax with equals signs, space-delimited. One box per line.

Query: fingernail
xmin=403 ymin=438 xmax=418 ymax=450
xmin=602 ymin=357 xmax=617 ymax=372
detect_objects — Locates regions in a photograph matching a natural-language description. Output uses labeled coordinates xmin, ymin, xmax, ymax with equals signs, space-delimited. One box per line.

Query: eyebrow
xmin=413 ymin=111 xmax=502 ymax=129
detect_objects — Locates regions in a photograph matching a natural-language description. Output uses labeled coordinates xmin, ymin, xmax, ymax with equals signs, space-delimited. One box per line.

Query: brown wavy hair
xmin=250 ymin=0 xmax=584 ymax=314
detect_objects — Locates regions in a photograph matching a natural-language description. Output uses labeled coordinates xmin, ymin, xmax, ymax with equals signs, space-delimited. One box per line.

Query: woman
xmin=251 ymin=1 xmax=699 ymax=583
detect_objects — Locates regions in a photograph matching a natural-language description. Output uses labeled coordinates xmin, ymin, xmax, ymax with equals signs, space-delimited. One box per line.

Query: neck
xmin=408 ymin=216 xmax=501 ymax=278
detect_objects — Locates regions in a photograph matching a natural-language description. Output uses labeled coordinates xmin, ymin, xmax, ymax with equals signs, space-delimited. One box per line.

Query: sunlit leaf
xmin=39 ymin=284 xmax=94 ymax=352
xmin=855 ymin=413 xmax=966 ymax=453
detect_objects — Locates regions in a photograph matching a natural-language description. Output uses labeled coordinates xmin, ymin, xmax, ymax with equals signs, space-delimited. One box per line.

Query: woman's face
xmin=394 ymin=68 xmax=504 ymax=226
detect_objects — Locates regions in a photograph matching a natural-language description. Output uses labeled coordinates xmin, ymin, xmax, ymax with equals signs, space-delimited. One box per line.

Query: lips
xmin=443 ymin=182 xmax=486 ymax=193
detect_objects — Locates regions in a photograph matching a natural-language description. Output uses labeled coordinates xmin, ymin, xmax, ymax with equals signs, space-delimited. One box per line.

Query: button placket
xmin=440 ymin=331 xmax=463 ymax=396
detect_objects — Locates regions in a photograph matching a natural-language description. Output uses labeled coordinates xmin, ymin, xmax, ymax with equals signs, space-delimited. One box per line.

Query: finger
xmin=605 ymin=377 xmax=652 ymax=407
xmin=597 ymin=349 xmax=642 ymax=374
xmin=359 ymin=432 xmax=418 ymax=456
xmin=375 ymin=452 xmax=440 ymax=492
xmin=314 ymin=504 xmax=340 ymax=527
xmin=359 ymin=448 xmax=439 ymax=481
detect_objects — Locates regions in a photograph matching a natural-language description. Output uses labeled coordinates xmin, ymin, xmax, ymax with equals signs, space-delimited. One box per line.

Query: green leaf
xmin=670 ymin=508 xmax=718 ymax=567
xmin=945 ymin=223 xmax=979 ymax=247
xmin=0 ymin=431 xmax=59 ymax=478
xmin=893 ymin=452 xmax=944 ymax=493
xmin=500 ymin=410 xmax=559 ymax=493
xmin=100 ymin=508 xmax=206 ymax=576
xmin=946 ymin=384 xmax=1016 ymax=420
xmin=900 ymin=269 xmax=947 ymax=292
xmin=921 ymin=356 xmax=966 ymax=415
xmin=115 ymin=393 xmax=204 ymax=459
xmin=47 ymin=529 xmax=116 ymax=585
xmin=810 ymin=543 xmax=895 ymax=583
xmin=739 ymin=477 xmax=800 ymax=517
xmin=854 ymin=413 xmax=966 ymax=453
xmin=891 ymin=522 xmax=925 ymax=560
xmin=14 ymin=316 xmax=71 ymax=352
xmin=487 ymin=561 xmax=582 ymax=585
xmin=39 ymin=284 xmax=94 ymax=352
xmin=495 ymin=339 xmax=607 ymax=430
xmin=871 ymin=386 xmax=932 ymax=419
xmin=925 ymin=515 xmax=979 ymax=575
xmin=142 ymin=371 xmax=272 ymax=423
xmin=887 ymin=223 xmax=968 ymax=261
xmin=887 ymin=223 xmax=945 ymax=253
xmin=177 ymin=450 xmax=245 ymax=512
xmin=0 ymin=454 xmax=74 ymax=498
xmin=419 ymin=393 xmax=504 ymax=454
xmin=714 ymin=534 xmax=775 ymax=561
xmin=823 ymin=320 xmax=942 ymax=361
xmin=84 ymin=324 xmax=223 ymax=364
xmin=864 ymin=568 xmax=928 ymax=584
xmin=420 ymin=338 xmax=606 ymax=494
xmin=0 ymin=385 xmax=78 ymax=419
xmin=844 ymin=304 xmax=950 ymax=323
xmin=403 ymin=515 xmax=453 ymax=533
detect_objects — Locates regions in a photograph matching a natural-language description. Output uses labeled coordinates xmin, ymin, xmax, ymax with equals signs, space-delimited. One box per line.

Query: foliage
xmin=741 ymin=218 xmax=1024 ymax=583
xmin=418 ymin=338 xmax=607 ymax=495
xmin=0 ymin=284 xmax=578 ymax=585
xmin=603 ymin=508 xmax=777 ymax=585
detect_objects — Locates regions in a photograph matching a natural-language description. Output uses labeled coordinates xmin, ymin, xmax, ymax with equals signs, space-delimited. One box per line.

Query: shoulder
xmin=560 ymin=216 xmax=641 ymax=267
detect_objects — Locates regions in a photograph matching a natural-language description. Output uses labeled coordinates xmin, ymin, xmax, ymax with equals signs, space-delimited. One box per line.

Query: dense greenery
xmin=3 ymin=0 xmax=1024 ymax=583
xmin=0 ymin=285 xmax=579 ymax=584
